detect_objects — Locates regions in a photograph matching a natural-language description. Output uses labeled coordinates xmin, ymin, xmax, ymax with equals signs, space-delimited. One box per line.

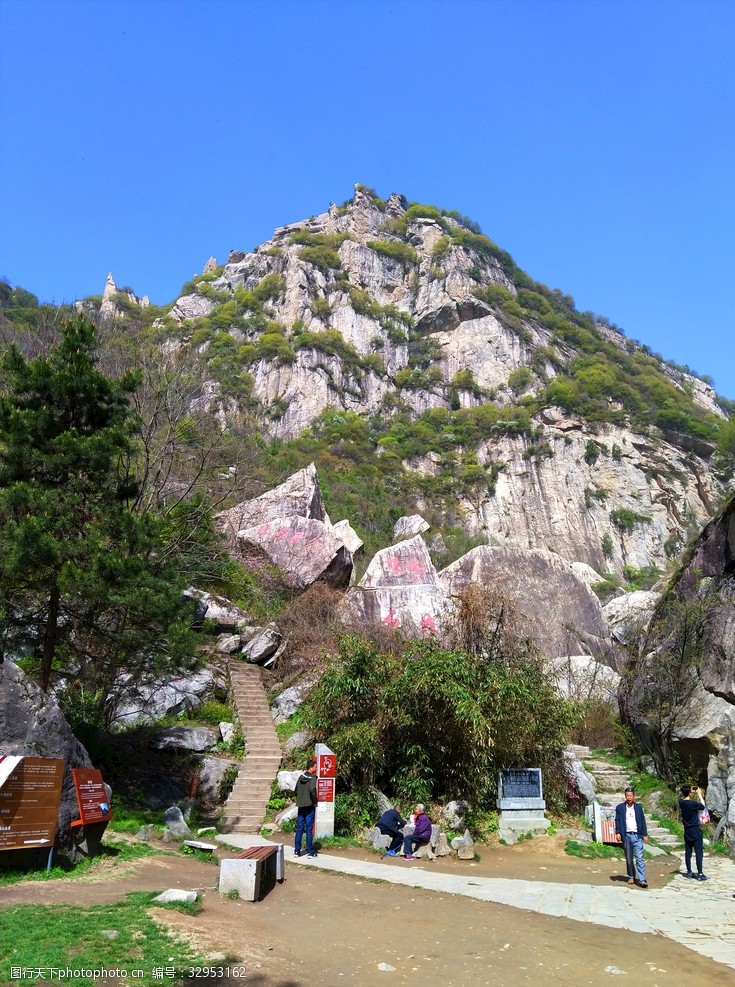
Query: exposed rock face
xmin=345 ymin=536 xmax=448 ymax=636
xmin=467 ymin=416 xmax=720 ymax=574
xmin=237 ymin=516 xmax=352 ymax=590
xmin=0 ymin=661 xmax=93 ymax=862
xmin=438 ymin=546 xmax=618 ymax=663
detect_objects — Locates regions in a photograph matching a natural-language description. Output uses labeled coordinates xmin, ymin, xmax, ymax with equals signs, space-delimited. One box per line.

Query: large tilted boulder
xmin=0 ymin=661 xmax=94 ymax=863
xmin=237 ymin=516 xmax=353 ymax=590
xmin=215 ymin=462 xmax=329 ymax=547
xmin=438 ymin=546 xmax=619 ymax=664
xmin=603 ymin=590 xmax=660 ymax=646
xmin=345 ymin=536 xmax=448 ymax=636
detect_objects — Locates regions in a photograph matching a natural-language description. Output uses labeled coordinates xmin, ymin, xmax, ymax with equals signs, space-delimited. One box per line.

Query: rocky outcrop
xmin=438 ymin=546 xmax=619 ymax=663
xmin=622 ymin=494 xmax=735 ymax=847
xmin=160 ymin=188 xmax=727 ymax=580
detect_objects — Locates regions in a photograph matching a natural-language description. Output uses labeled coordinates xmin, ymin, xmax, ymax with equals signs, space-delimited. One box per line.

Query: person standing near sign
xmin=294 ymin=758 xmax=318 ymax=858
xmin=678 ymin=785 xmax=709 ymax=881
xmin=614 ymin=787 xmax=649 ymax=887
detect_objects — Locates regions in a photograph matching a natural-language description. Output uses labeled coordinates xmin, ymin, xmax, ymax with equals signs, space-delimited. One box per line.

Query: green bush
xmin=610 ymin=507 xmax=651 ymax=534
xmin=299 ymin=245 xmax=342 ymax=272
xmin=507 ymin=367 xmax=533 ymax=395
xmin=304 ymin=635 xmax=576 ymax=808
xmin=334 ymin=789 xmax=381 ymax=836
xmin=190 ymin=700 xmax=233 ymax=725
xmin=366 ymin=239 xmax=419 ymax=268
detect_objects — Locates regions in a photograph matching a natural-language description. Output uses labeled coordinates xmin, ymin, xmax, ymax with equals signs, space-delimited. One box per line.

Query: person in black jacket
xmin=294 ymin=758 xmax=318 ymax=858
xmin=679 ymin=784 xmax=708 ymax=881
xmin=614 ymin=787 xmax=649 ymax=887
xmin=376 ymin=805 xmax=407 ymax=857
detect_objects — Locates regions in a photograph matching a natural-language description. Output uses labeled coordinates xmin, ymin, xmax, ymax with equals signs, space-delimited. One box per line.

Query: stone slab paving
xmin=217 ymin=833 xmax=735 ymax=970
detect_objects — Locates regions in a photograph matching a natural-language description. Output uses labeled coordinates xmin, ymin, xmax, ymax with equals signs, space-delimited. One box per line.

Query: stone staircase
xmin=219 ymin=660 xmax=282 ymax=834
xmin=572 ymin=746 xmax=680 ymax=851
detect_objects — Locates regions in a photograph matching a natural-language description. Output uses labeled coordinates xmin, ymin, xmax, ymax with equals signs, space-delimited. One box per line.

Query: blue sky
xmin=2 ymin=0 xmax=734 ymax=398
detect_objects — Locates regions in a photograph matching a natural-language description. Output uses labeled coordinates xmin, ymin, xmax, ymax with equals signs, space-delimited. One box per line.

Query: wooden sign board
xmin=0 ymin=757 xmax=64 ymax=851
xmin=72 ymin=768 xmax=111 ymax=825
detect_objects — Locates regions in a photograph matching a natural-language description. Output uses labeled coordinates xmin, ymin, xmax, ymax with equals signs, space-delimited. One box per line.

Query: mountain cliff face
xmin=121 ymin=186 xmax=733 ymax=578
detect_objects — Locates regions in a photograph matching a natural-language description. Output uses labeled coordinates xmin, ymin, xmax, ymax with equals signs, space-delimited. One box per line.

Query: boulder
xmin=277 ymin=770 xmax=302 ymax=792
xmin=439 ymin=546 xmax=618 ymax=663
xmin=149 ymin=727 xmax=219 ymax=753
xmin=183 ymin=588 xmax=249 ymax=631
xmin=271 ymin=678 xmax=316 ymax=724
xmin=236 ymin=516 xmax=353 ymax=590
xmin=215 ymin=463 xmax=328 ymax=547
xmin=284 ymin=730 xmax=314 ymax=754
xmin=162 ymin=805 xmax=192 ymax=837
xmin=241 ymin=623 xmax=282 ymax=664
xmin=219 ymin=722 xmax=235 ymax=744
xmin=441 ymin=800 xmax=469 ymax=830
xmin=345 ymin=536 xmax=448 ymax=636
xmin=0 ymin=661 xmax=95 ymax=864
xmin=196 ymin=756 xmax=235 ymax=803
xmin=393 ymin=514 xmax=430 ymax=540
xmin=562 ymin=749 xmax=597 ymax=805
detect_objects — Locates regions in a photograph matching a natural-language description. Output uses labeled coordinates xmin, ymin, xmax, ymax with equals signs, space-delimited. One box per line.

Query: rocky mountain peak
xmin=145 ymin=187 xmax=733 ymax=581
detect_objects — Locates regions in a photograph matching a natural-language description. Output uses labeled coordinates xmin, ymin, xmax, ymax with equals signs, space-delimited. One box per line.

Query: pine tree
xmin=0 ymin=314 xmax=198 ymax=719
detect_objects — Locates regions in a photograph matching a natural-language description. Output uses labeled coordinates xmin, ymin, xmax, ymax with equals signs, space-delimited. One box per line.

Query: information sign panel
xmin=72 ymin=768 xmax=111 ymax=825
xmin=0 ymin=757 xmax=64 ymax=851
xmin=317 ymin=778 xmax=335 ymax=803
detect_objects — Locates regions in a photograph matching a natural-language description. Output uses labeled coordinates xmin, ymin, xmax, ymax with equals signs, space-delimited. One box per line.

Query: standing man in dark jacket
xmin=614 ymin=787 xmax=649 ymax=887
xmin=402 ymin=804 xmax=433 ymax=860
xmin=376 ymin=805 xmax=407 ymax=857
xmin=679 ymin=785 xmax=708 ymax=881
xmin=294 ymin=758 xmax=318 ymax=858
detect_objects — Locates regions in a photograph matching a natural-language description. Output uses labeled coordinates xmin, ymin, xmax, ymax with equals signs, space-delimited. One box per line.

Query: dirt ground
xmin=1 ymin=840 xmax=731 ymax=987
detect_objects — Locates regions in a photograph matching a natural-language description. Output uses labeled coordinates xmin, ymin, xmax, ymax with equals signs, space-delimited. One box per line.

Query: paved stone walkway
xmin=218 ymin=833 xmax=735 ymax=970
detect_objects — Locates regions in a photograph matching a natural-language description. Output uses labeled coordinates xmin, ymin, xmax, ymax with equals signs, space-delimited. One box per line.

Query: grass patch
xmin=0 ymin=891 xmax=209 ymax=986
xmin=565 ymin=839 xmax=624 ymax=859
xmin=314 ymin=835 xmax=362 ymax=850
xmin=0 ymin=839 xmax=159 ymax=887
xmin=652 ymin=814 xmax=684 ymax=840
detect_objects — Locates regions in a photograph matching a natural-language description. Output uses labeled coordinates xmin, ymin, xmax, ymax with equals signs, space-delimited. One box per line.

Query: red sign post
xmin=72 ymin=768 xmax=112 ymax=826
xmin=314 ymin=743 xmax=337 ymax=838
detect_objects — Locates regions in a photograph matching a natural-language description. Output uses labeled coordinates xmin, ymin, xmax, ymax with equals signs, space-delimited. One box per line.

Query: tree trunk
xmin=41 ymin=585 xmax=60 ymax=692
